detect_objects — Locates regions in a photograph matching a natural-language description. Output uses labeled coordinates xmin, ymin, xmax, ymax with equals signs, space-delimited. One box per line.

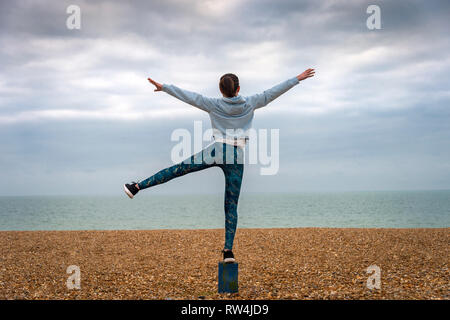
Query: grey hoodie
xmin=161 ymin=76 xmax=300 ymax=140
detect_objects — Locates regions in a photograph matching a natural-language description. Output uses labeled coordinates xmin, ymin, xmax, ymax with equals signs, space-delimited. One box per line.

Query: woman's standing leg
xmin=221 ymin=146 xmax=244 ymax=251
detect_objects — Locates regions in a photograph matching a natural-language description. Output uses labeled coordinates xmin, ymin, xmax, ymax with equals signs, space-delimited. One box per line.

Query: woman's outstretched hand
xmin=296 ymin=68 xmax=315 ymax=81
xmin=148 ymin=77 xmax=163 ymax=92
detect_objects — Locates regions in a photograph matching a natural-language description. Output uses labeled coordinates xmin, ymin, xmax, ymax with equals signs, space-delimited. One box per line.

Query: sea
xmin=0 ymin=190 xmax=449 ymax=230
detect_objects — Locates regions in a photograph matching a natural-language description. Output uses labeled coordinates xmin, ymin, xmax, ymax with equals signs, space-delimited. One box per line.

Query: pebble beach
xmin=0 ymin=228 xmax=448 ymax=300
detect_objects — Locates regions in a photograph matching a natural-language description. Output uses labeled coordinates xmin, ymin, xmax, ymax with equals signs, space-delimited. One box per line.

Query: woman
xmin=124 ymin=69 xmax=315 ymax=263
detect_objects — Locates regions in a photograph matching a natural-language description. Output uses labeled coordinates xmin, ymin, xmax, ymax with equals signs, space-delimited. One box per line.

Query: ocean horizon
xmin=1 ymin=190 xmax=449 ymax=231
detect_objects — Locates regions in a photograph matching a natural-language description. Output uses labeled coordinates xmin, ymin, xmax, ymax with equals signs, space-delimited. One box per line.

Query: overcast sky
xmin=0 ymin=0 xmax=449 ymax=196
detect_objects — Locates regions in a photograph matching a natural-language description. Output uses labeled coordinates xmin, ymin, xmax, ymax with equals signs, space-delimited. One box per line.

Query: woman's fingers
xmin=148 ymin=77 xmax=162 ymax=91
xmin=305 ymin=69 xmax=315 ymax=77
xmin=148 ymin=78 xmax=159 ymax=86
xmin=296 ymin=68 xmax=315 ymax=81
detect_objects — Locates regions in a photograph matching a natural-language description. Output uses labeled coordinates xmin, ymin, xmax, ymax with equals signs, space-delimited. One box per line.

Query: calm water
xmin=0 ymin=191 xmax=449 ymax=230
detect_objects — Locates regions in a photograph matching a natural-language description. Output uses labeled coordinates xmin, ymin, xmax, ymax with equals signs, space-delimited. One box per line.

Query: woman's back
xmin=161 ymin=76 xmax=300 ymax=140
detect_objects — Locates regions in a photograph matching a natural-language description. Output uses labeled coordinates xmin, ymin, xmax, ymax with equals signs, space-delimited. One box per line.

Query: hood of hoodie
xmin=218 ymin=95 xmax=247 ymax=116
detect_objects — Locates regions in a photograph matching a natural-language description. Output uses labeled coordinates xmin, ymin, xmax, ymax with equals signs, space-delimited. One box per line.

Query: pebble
xmin=0 ymin=228 xmax=448 ymax=299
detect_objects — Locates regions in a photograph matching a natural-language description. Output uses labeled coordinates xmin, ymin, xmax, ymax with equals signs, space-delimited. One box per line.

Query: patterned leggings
xmin=137 ymin=142 xmax=244 ymax=250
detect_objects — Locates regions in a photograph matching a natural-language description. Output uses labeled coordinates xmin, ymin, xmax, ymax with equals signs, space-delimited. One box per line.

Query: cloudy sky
xmin=0 ymin=0 xmax=449 ymax=196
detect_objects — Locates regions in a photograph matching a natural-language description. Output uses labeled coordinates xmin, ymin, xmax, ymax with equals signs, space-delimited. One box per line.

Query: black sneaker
xmin=222 ymin=249 xmax=236 ymax=263
xmin=124 ymin=181 xmax=139 ymax=199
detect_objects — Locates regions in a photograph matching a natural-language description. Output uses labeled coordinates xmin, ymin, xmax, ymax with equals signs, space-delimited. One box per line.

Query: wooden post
xmin=218 ymin=261 xmax=238 ymax=293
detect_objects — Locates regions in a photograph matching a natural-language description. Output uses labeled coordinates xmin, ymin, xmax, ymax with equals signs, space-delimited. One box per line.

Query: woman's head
xmin=219 ymin=73 xmax=240 ymax=98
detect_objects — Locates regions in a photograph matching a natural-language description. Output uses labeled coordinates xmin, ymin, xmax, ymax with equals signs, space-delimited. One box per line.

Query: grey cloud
xmin=0 ymin=0 xmax=449 ymax=195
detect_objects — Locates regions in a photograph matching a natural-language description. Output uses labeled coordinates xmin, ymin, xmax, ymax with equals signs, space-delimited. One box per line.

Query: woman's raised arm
xmin=147 ymin=77 xmax=216 ymax=113
xmin=246 ymin=68 xmax=315 ymax=110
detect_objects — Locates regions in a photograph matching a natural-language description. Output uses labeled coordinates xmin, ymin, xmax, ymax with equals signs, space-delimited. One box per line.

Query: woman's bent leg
xmin=138 ymin=144 xmax=217 ymax=190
